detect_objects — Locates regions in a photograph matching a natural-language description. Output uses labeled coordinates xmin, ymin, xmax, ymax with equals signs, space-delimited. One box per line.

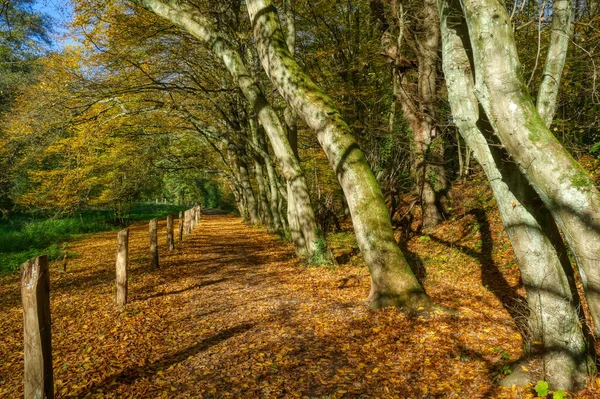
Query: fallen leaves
xmin=0 ymin=211 xmax=599 ymax=398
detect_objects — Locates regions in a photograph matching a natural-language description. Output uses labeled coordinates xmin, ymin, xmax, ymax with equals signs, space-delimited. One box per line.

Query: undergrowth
xmin=0 ymin=203 xmax=186 ymax=274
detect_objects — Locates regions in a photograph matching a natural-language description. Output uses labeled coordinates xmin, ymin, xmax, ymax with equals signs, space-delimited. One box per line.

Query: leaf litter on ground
xmin=1 ymin=197 xmax=600 ymax=398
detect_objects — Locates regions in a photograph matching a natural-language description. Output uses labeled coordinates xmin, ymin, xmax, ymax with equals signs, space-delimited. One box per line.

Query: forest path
xmin=2 ymin=213 xmax=589 ymax=398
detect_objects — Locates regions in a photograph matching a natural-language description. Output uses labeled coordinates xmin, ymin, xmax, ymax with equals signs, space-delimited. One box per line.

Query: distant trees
xmin=0 ymin=0 xmax=52 ymax=212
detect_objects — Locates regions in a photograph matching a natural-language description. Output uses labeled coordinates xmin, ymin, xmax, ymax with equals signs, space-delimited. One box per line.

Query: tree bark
xmin=131 ymin=0 xmax=319 ymax=257
xmin=439 ymin=0 xmax=594 ymax=389
xmin=373 ymin=0 xmax=448 ymax=230
xmin=21 ymin=255 xmax=54 ymax=399
xmin=260 ymin=127 xmax=283 ymax=230
xmin=460 ymin=0 xmax=600 ymax=336
xmin=249 ymin=115 xmax=274 ymax=229
xmin=536 ymin=0 xmax=574 ymax=127
xmin=237 ymin=150 xmax=260 ymax=225
xmin=247 ymin=0 xmax=430 ymax=309
xmin=282 ymin=0 xmax=306 ymax=252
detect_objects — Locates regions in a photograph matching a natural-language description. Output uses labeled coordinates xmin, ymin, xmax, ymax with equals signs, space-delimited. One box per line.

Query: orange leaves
xmin=1 ymin=213 xmax=599 ymax=398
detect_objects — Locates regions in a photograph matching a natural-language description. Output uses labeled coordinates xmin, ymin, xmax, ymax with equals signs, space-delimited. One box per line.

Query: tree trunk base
xmin=368 ymin=289 xmax=454 ymax=316
xmin=498 ymin=353 xmax=594 ymax=391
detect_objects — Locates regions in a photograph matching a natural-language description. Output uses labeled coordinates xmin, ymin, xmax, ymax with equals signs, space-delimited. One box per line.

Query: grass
xmin=0 ymin=203 xmax=187 ymax=274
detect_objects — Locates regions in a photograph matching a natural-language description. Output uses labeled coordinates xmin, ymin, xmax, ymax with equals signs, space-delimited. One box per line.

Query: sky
xmin=31 ymin=0 xmax=75 ymax=49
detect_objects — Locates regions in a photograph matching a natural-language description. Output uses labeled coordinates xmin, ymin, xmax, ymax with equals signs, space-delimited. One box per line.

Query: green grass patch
xmin=0 ymin=203 xmax=187 ymax=274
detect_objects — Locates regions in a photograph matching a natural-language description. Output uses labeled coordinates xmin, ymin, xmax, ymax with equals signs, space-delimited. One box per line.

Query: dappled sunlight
xmin=5 ymin=213 xmax=598 ymax=397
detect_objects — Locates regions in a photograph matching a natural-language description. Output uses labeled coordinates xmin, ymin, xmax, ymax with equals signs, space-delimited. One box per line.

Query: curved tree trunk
xmin=537 ymin=0 xmax=574 ymax=127
xmin=237 ymin=150 xmax=259 ymax=225
xmin=459 ymin=0 xmax=600 ymax=336
xmin=439 ymin=0 xmax=593 ymax=389
xmin=259 ymin=127 xmax=283 ymax=230
xmin=282 ymin=0 xmax=306 ymax=255
xmin=132 ymin=0 xmax=318 ymax=256
xmin=249 ymin=115 xmax=274 ymax=229
xmin=247 ymin=0 xmax=431 ymax=309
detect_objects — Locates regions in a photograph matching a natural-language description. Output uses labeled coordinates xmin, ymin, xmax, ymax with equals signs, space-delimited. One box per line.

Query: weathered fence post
xmin=189 ymin=209 xmax=194 ymax=232
xmin=194 ymin=205 xmax=200 ymax=225
xmin=116 ymin=228 xmax=129 ymax=307
xmin=166 ymin=214 xmax=174 ymax=251
xmin=184 ymin=210 xmax=191 ymax=235
xmin=178 ymin=211 xmax=184 ymax=242
xmin=21 ymin=255 xmax=54 ymax=399
xmin=149 ymin=218 xmax=159 ymax=269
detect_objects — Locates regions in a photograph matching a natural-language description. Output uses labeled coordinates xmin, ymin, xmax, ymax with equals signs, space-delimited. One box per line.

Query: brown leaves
xmin=1 ymin=213 xmax=600 ymax=398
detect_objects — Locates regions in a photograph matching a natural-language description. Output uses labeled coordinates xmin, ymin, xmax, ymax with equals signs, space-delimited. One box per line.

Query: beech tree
xmin=438 ymin=0 xmax=596 ymax=389
xmin=128 ymin=0 xmax=322 ymax=258
xmin=245 ymin=0 xmax=436 ymax=309
xmin=455 ymin=0 xmax=600 ymax=340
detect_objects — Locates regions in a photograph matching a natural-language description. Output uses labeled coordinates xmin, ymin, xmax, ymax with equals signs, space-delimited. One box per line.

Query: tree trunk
xmin=282 ymin=0 xmax=306 ymax=251
xmin=460 ymin=0 xmax=600 ymax=336
xmin=536 ymin=0 xmax=574 ymax=127
xmin=237 ymin=152 xmax=259 ymax=225
xmin=131 ymin=0 xmax=318 ymax=257
xmin=249 ymin=115 xmax=274 ymax=229
xmin=228 ymin=146 xmax=249 ymax=221
xmin=247 ymin=0 xmax=431 ymax=309
xmin=439 ymin=0 xmax=594 ymax=389
xmin=260 ymin=128 xmax=283 ymax=230
xmin=373 ymin=0 xmax=448 ymax=230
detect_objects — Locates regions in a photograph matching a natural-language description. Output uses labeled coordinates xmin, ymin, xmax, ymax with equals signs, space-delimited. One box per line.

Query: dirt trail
xmin=1 ymin=214 xmax=598 ymax=398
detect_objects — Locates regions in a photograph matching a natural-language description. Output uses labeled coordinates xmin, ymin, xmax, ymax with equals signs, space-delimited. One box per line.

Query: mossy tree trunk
xmin=249 ymin=114 xmax=274 ymax=229
xmin=247 ymin=0 xmax=431 ymax=309
xmin=440 ymin=0 xmax=595 ymax=389
xmin=459 ymin=0 xmax=600 ymax=336
xmin=131 ymin=0 xmax=318 ymax=256
xmin=281 ymin=0 xmax=307 ymax=253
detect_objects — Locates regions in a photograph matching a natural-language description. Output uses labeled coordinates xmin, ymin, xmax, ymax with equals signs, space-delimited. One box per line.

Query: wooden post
xmin=149 ymin=218 xmax=159 ymax=269
xmin=166 ymin=214 xmax=174 ymax=251
xmin=116 ymin=228 xmax=129 ymax=306
xmin=178 ymin=211 xmax=184 ymax=242
xmin=21 ymin=255 xmax=54 ymax=399
xmin=184 ymin=210 xmax=191 ymax=235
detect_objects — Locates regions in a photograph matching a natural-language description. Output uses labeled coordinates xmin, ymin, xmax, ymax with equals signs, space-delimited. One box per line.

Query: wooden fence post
xmin=21 ymin=255 xmax=54 ymax=399
xmin=184 ymin=210 xmax=191 ymax=235
xmin=189 ymin=209 xmax=194 ymax=232
xmin=149 ymin=218 xmax=159 ymax=269
xmin=166 ymin=214 xmax=174 ymax=251
xmin=116 ymin=228 xmax=129 ymax=307
xmin=178 ymin=211 xmax=184 ymax=242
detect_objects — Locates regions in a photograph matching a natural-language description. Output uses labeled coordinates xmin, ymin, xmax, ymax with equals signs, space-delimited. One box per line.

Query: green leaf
xmin=553 ymin=390 xmax=566 ymax=399
xmin=535 ymin=380 xmax=549 ymax=397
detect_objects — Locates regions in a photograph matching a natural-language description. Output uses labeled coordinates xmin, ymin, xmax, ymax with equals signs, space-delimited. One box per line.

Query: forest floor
xmin=2 ymin=182 xmax=600 ymax=398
